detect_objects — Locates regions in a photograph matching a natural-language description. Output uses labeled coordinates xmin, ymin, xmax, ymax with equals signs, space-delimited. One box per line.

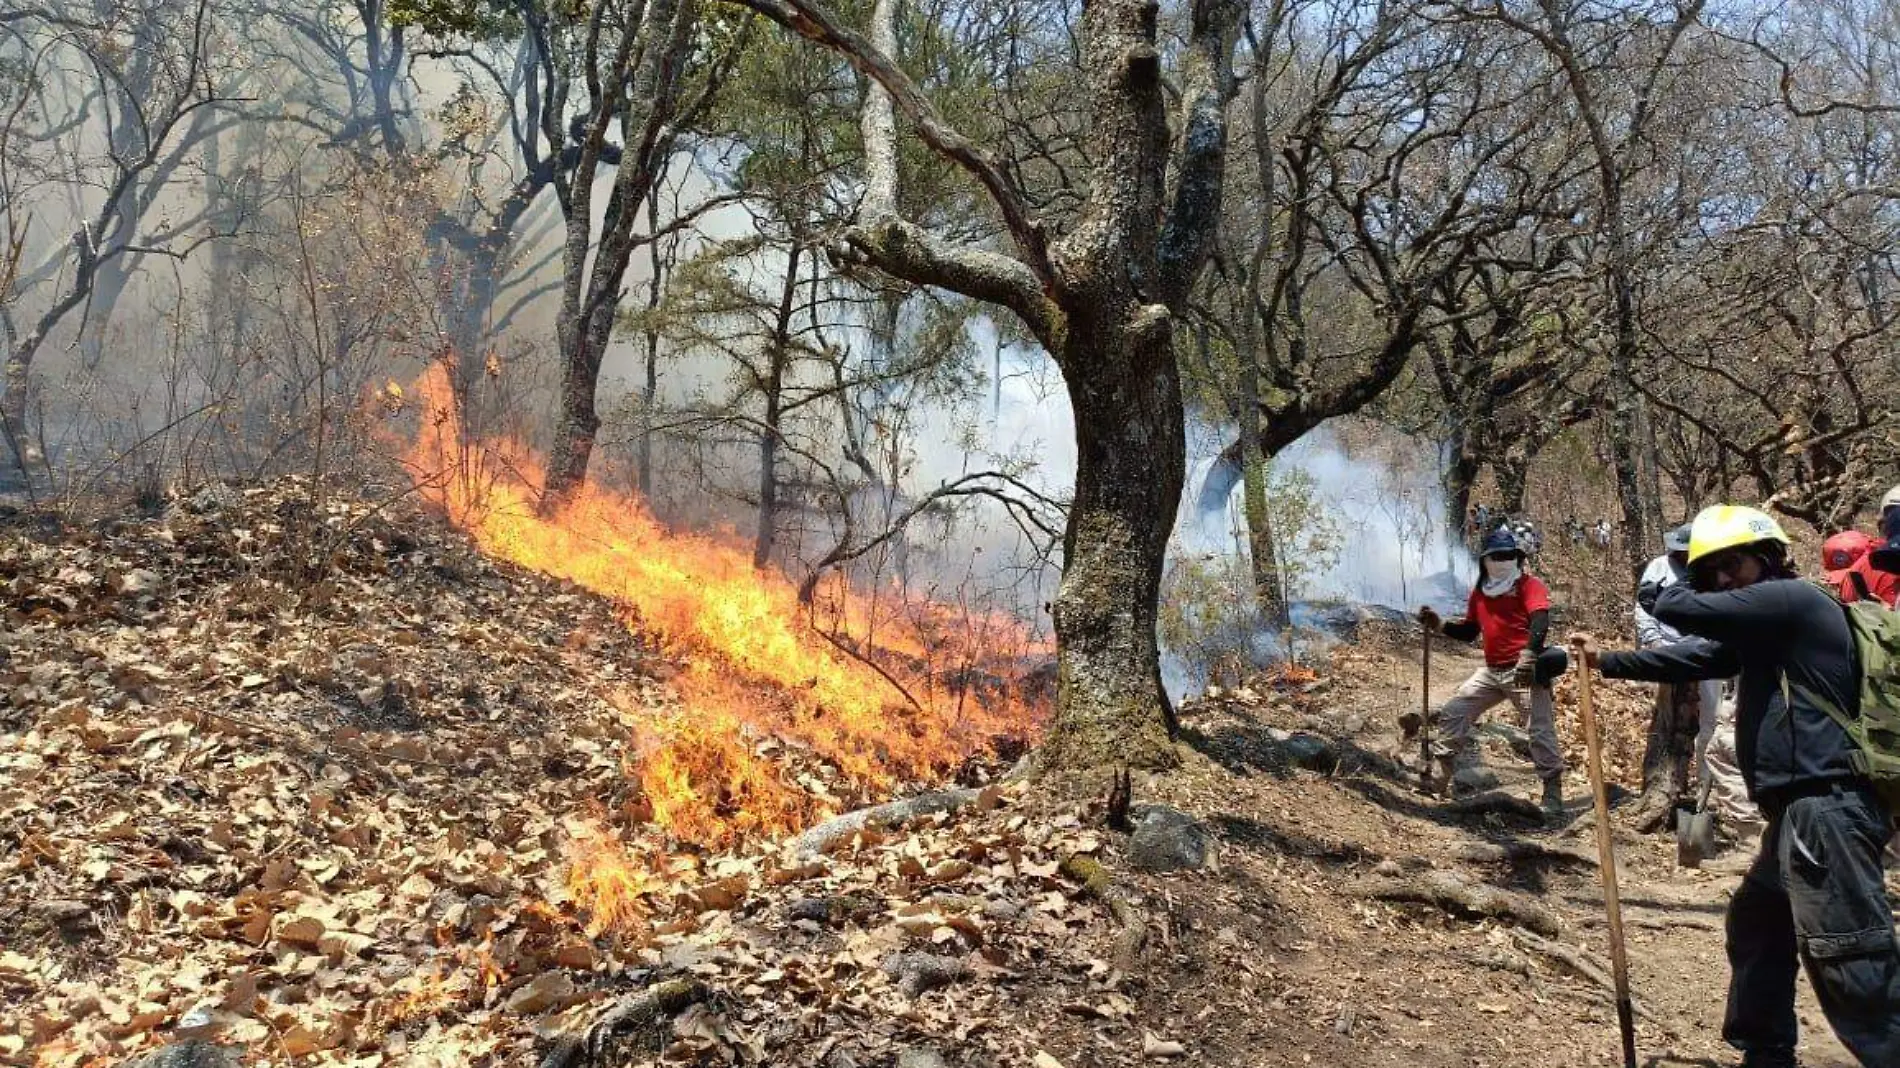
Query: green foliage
xmin=1160 ymin=462 xmax=1341 ymax=679
xmin=1261 ymin=463 xmax=1342 ymax=604
xmin=386 ymin=0 xmax=521 ymax=39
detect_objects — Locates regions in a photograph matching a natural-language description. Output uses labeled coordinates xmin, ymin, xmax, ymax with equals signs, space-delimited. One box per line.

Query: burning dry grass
xmin=396 ymin=364 xmax=1047 ymax=844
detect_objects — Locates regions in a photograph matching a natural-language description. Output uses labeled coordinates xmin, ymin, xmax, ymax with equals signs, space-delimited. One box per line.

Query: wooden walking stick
xmin=1420 ymin=617 xmax=1434 ymax=791
xmin=1573 ymin=638 xmax=1637 ymax=1068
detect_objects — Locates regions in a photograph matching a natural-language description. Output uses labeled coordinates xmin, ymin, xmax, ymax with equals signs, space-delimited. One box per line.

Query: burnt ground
xmin=2 ymin=487 xmax=1886 ymax=1067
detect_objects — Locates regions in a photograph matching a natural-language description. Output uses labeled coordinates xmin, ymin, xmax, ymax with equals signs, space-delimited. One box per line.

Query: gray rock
xmin=1452 ymin=764 xmax=1501 ymax=793
xmin=882 ymin=952 xmax=969 ymax=997
xmin=1478 ymin=722 xmax=1533 ymax=760
xmin=184 ymin=483 xmax=238 ymax=515
xmin=896 ymin=1049 xmax=951 ymax=1068
xmin=120 ymin=1042 xmax=240 ymax=1068
xmin=1281 ymin=733 xmax=1338 ymax=773
xmin=1127 ymin=804 xmax=1211 ymax=872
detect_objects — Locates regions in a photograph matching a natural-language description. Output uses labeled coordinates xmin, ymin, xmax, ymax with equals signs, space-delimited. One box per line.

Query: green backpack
xmin=1785 ymin=584 xmax=1900 ymax=815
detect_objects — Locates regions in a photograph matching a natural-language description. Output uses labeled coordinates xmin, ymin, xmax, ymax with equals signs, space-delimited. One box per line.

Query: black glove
xmin=1533 ymin=646 xmax=1570 ymax=685
xmin=1512 ymin=650 xmax=1537 ymax=688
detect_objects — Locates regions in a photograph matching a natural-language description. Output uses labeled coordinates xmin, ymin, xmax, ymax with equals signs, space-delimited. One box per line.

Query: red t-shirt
xmin=1467 ymin=575 xmax=1550 ymax=667
xmin=1839 ymin=554 xmax=1900 ymax=607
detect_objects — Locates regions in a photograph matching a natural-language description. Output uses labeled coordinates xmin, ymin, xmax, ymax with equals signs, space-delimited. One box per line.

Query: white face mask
xmin=1481 ymin=556 xmax=1521 ymax=595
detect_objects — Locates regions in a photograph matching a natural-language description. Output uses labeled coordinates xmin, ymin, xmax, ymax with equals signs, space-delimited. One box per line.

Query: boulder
xmin=1126 ymin=804 xmax=1211 ymax=872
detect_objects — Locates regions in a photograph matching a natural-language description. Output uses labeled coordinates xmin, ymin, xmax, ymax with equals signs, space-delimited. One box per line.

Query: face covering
xmin=1481 ymin=556 xmax=1521 ymax=597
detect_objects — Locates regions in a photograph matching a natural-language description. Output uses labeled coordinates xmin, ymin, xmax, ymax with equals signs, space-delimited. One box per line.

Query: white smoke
xmin=1160 ymin=418 xmax=1477 ymax=699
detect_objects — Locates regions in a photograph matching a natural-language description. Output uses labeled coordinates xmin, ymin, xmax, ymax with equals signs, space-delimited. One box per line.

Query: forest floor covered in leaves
xmin=0 ymin=483 xmax=1873 ymax=1067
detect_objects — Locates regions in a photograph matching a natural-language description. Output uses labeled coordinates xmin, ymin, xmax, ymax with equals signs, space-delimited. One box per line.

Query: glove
xmin=1512 ymin=649 xmax=1537 ymax=688
xmin=1418 ymin=606 xmax=1441 ymax=631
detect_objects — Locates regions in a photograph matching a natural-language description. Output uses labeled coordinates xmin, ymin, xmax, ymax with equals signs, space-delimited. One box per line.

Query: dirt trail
xmin=1140 ymin=637 xmax=1864 ymax=1067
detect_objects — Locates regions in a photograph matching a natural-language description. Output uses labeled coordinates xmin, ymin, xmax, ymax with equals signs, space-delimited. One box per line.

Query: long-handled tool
xmin=1419 ymin=618 xmax=1434 ymax=792
xmin=1677 ymin=776 xmax=1718 ymax=869
xmin=1574 ymin=640 xmax=1637 ymax=1068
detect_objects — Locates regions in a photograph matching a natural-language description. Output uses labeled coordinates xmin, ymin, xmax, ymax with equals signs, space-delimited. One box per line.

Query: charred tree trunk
xmin=1630 ymin=681 xmax=1699 ymax=833
xmin=1040 ymin=315 xmax=1184 ymax=769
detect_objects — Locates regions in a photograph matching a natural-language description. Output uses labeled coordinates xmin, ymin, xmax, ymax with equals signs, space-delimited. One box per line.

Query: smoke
xmin=1160 ymin=418 xmax=1477 ymax=700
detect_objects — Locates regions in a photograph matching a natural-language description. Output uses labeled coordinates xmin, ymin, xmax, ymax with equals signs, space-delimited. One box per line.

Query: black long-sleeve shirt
xmin=1596 ymin=578 xmax=1863 ymax=808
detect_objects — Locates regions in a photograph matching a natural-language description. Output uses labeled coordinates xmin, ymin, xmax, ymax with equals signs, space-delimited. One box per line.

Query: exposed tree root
xmin=1355 ymin=868 xmax=1562 ymax=937
xmin=1451 ymin=838 xmax=1599 ymax=868
xmin=538 ymin=977 xmax=709 ymax=1068
xmin=1059 ymin=853 xmax=1147 ymax=972
xmin=1510 ymin=929 xmax=1656 ymax=1021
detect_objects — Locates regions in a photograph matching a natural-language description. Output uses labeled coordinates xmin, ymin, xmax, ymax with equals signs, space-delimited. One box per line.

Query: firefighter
xmin=1637 ymin=523 xmax=1759 ymax=848
xmin=1576 ymin=505 xmax=1900 ymax=1066
xmin=1417 ymin=530 xmax=1568 ymax=822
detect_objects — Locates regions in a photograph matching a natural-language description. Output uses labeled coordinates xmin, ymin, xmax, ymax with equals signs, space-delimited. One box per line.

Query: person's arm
xmin=1651 ymin=581 xmax=1794 ymax=646
xmin=1596 ymin=636 xmax=1741 ymax=683
xmin=1442 ymin=618 xmax=1479 ymax=642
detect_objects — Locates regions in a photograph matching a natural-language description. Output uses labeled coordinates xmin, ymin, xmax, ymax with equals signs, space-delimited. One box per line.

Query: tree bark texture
xmin=1039 ymin=318 xmax=1186 ymax=769
xmin=541 ymin=0 xmax=701 ymax=506
xmin=1630 ymin=681 xmax=1699 ymax=834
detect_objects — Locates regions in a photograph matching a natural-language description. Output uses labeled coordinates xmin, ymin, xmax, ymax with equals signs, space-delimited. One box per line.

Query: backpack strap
xmin=1851 ymin=570 xmax=1873 ymax=603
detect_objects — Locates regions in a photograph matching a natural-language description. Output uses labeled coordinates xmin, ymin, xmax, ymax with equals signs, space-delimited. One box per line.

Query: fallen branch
xmin=538 ymin=977 xmax=709 ymax=1068
xmin=1059 ymin=853 xmax=1147 ymax=972
xmin=1355 ymin=868 xmax=1563 ymax=937
xmin=793 ymin=787 xmax=982 ymax=858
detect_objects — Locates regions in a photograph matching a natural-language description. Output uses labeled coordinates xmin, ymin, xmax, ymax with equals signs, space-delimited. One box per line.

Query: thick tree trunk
xmin=1443 ymin=422 xmax=1480 ymax=562
xmin=1630 ymin=681 xmax=1699 ymax=833
xmin=1040 ymin=319 xmax=1183 ymax=771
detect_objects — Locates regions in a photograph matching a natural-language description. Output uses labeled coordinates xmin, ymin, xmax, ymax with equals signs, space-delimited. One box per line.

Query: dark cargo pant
xmin=1723 ymin=785 xmax=1900 ymax=1063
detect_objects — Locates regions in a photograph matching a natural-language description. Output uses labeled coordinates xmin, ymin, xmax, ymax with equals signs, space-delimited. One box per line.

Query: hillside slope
xmin=1 ymin=486 xmax=1868 ymax=1067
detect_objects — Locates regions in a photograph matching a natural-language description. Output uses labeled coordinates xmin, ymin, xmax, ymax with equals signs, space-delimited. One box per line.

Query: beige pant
xmin=1700 ymin=688 xmax=1762 ymax=835
xmin=1432 ymin=665 xmax=1564 ymax=779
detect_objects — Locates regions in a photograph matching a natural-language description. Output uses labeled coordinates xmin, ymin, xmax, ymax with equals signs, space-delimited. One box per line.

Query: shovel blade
xmin=1677 ymin=809 xmax=1719 ymax=868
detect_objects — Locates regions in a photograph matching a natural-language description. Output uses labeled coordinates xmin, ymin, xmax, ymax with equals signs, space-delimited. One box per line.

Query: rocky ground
xmin=2 ymin=483 xmax=1882 ymax=1067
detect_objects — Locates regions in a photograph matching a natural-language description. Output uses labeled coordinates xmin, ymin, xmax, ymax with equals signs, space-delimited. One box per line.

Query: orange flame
xmin=395 ymin=363 xmax=1046 ymax=844
xmin=563 ymin=821 xmax=655 ymax=937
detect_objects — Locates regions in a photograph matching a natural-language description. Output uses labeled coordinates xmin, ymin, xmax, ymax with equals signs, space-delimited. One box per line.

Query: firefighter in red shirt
xmin=1418 ymin=530 xmax=1569 ymax=822
xmin=1851 ymin=483 xmax=1900 ymax=606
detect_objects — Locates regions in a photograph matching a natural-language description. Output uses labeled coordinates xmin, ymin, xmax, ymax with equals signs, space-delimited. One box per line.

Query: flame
xmin=392 ymin=363 xmax=1047 ymax=844
xmin=563 ymin=821 xmax=656 ymax=937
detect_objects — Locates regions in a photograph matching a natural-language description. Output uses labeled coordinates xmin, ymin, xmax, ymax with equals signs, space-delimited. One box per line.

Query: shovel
xmin=1677 ymin=777 xmax=1718 ymax=869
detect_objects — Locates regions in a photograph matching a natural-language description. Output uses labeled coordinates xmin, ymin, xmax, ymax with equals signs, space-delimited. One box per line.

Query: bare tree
xmin=1 ymin=0 xmax=236 ymax=469
xmin=725 ymin=0 xmax=1245 ymax=768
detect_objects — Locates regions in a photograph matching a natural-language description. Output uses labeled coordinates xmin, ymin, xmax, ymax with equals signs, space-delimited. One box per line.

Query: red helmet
xmin=1823 ymin=530 xmax=1875 ymax=583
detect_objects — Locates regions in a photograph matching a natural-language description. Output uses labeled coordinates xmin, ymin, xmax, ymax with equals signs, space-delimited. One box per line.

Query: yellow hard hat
xmin=1685 ymin=505 xmax=1790 ymax=565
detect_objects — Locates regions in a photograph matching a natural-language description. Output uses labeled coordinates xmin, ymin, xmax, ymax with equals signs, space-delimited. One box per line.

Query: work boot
xmin=1739 ymin=1048 xmax=1799 ymax=1068
xmin=1539 ymin=775 xmax=1567 ymax=825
